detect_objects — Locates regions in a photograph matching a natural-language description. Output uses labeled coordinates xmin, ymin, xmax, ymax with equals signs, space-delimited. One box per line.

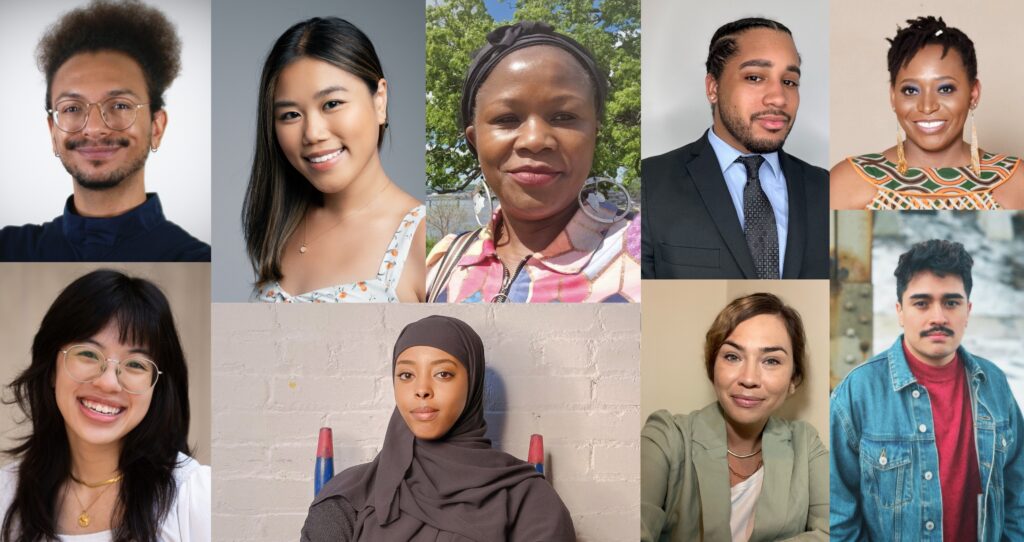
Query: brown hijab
xmin=308 ymin=315 xmax=575 ymax=541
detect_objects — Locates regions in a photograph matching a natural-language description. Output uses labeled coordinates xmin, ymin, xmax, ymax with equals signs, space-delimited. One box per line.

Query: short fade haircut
xmin=36 ymin=0 xmax=182 ymax=113
xmin=894 ymin=239 xmax=974 ymax=302
xmin=703 ymin=292 xmax=807 ymax=387
xmin=705 ymin=17 xmax=793 ymax=80
xmin=887 ymin=16 xmax=977 ymax=86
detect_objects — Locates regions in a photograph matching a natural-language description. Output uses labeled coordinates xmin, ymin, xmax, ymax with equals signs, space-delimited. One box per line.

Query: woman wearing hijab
xmin=641 ymin=293 xmax=828 ymax=541
xmin=425 ymin=21 xmax=640 ymax=303
xmin=300 ymin=315 xmax=575 ymax=541
xmin=830 ymin=16 xmax=1024 ymax=210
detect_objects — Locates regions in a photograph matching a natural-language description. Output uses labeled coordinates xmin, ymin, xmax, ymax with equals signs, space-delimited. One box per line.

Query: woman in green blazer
xmin=641 ymin=293 xmax=829 ymax=541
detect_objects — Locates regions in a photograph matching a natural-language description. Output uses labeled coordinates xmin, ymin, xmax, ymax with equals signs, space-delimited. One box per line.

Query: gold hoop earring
xmin=970 ymin=106 xmax=980 ymax=175
xmin=895 ymin=121 xmax=908 ymax=174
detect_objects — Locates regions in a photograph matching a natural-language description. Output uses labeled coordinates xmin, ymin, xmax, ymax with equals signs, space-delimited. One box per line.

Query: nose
xmin=92 ymin=360 xmax=123 ymax=392
xmin=738 ymin=359 xmax=760 ymax=388
xmin=81 ymin=103 xmax=109 ymax=137
xmin=927 ymin=302 xmax=949 ymax=325
xmin=918 ymin=90 xmax=939 ymax=114
xmin=514 ymin=116 xmax=555 ymax=154
xmin=415 ymin=382 xmax=433 ymax=399
xmin=302 ymin=112 xmax=329 ymax=145
xmin=762 ymin=79 xmax=789 ymax=109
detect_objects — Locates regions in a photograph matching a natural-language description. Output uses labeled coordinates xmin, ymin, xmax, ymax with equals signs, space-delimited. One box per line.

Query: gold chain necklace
xmin=728 ymin=459 xmax=763 ymax=480
xmin=300 ymin=182 xmax=390 ymax=254
xmin=69 ymin=475 xmax=120 ymax=528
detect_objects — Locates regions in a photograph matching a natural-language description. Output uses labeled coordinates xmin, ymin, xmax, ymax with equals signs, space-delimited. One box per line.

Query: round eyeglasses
xmin=61 ymin=344 xmax=162 ymax=394
xmin=48 ymin=97 xmax=150 ymax=133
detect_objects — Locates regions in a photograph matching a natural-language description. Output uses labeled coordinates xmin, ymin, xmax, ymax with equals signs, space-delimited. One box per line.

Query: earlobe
xmin=150 ymin=109 xmax=168 ymax=149
xmin=465 ymin=125 xmax=476 ymax=149
xmin=375 ymin=78 xmax=389 ymax=125
xmin=705 ymin=74 xmax=718 ymax=104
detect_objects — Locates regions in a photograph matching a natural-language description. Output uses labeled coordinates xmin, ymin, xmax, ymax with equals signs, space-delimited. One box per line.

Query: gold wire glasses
xmin=48 ymin=97 xmax=150 ymax=133
xmin=61 ymin=344 xmax=162 ymax=394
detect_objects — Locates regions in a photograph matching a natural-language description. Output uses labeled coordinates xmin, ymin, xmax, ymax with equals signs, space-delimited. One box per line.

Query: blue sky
xmin=484 ymin=0 xmax=515 ymax=21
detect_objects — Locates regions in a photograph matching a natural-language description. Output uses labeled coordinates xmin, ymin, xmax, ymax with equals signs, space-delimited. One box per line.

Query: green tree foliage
xmin=426 ymin=0 xmax=640 ymax=197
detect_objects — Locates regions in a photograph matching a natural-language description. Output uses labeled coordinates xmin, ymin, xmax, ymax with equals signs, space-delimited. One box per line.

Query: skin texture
xmin=393 ymin=345 xmax=469 ymax=440
xmin=272 ymin=58 xmax=425 ymax=300
xmin=705 ymin=28 xmax=801 ymax=155
xmin=466 ymin=45 xmax=598 ymax=263
xmin=712 ymin=314 xmax=798 ymax=486
xmin=831 ymin=44 xmax=1024 ymax=209
xmin=896 ymin=270 xmax=972 ymax=367
xmin=48 ymin=51 xmax=166 ymax=218
xmin=54 ymin=321 xmax=154 ymax=534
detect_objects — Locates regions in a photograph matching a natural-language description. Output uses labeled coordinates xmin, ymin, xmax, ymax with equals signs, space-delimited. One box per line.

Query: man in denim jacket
xmin=830 ymin=239 xmax=1024 ymax=541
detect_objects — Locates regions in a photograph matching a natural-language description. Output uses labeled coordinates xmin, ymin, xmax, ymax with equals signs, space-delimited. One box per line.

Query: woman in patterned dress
xmin=830 ymin=16 xmax=1024 ymax=210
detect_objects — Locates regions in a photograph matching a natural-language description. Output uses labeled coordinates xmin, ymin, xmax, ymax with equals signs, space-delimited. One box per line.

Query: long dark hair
xmin=2 ymin=270 xmax=191 ymax=542
xmin=242 ymin=17 xmax=388 ymax=286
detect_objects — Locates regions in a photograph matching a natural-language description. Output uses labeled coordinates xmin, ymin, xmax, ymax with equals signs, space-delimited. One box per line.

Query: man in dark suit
xmin=642 ymin=17 xmax=828 ymax=279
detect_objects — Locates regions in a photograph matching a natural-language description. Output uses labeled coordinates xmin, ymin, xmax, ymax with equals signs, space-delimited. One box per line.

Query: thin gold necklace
xmin=69 ymin=477 xmax=119 ymax=528
xmin=728 ymin=459 xmax=763 ymax=480
xmin=70 ymin=473 xmax=123 ymax=489
xmin=727 ymin=446 xmax=762 ymax=459
xmin=300 ymin=182 xmax=390 ymax=254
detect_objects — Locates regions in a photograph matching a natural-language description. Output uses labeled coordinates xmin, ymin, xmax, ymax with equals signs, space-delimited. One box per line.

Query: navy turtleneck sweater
xmin=0 ymin=193 xmax=209 ymax=262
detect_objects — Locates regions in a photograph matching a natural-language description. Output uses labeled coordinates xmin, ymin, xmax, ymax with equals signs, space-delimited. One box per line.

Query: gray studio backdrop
xmin=0 ymin=0 xmax=212 ymax=244
xmin=211 ymin=0 xmax=426 ymax=302
xmin=641 ymin=0 xmax=829 ymax=168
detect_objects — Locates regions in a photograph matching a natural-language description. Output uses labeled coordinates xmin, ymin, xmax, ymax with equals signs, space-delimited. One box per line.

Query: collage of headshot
xmin=0 ymin=0 xmax=1022 ymax=541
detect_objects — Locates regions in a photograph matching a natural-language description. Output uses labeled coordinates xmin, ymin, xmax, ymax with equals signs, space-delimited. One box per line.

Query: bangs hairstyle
xmin=3 ymin=269 xmax=191 ymax=542
xmin=887 ymin=16 xmax=977 ymax=85
xmin=242 ymin=17 xmax=388 ymax=286
xmin=36 ymin=0 xmax=182 ymax=112
xmin=894 ymin=239 xmax=974 ymax=302
xmin=703 ymin=292 xmax=806 ymax=386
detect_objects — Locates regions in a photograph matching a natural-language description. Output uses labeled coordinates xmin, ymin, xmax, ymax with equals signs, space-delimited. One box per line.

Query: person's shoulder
xmin=832 ymin=350 xmax=890 ymax=399
xmin=642 ymin=137 xmax=705 ymax=170
xmin=156 ymin=220 xmax=211 ymax=262
xmin=0 ymin=221 xmax=53 ymax=261
xmin=172 ymin=453 xmax=209 ymax=486
xmin=829 ymin=154 xmax=879 ymax=209
xmin=780 ymin=150 xmax=828 ymax=182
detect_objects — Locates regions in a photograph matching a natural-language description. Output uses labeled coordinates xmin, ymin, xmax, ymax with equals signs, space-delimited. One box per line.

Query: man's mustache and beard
xmin=718 ymin=105 xmax=795 ymax=154
xmin=60 ymin=135 xmax=150 ymax=191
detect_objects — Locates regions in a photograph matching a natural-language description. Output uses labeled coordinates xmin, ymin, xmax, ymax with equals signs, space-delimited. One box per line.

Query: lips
xmin=507 ymin=165 xmax=562 ymax=186
xmin=410 ymin=406 xmax=439 ymax=422
xmin=912 ymin=119 xmax=947 ymax=134
xmin=304 ymin=148 xmax=346 ymax=171
xmin=731 ymin=395 xmax=764 ymax=408
xmin=78 ymin=396 xmax=126 ymax=422
xmin=752 ymin=112 xmax=791 ymax=131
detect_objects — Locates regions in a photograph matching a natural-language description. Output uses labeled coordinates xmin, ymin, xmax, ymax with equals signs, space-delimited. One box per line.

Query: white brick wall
xmin=212 ymin=304 xmax=640 ymax=542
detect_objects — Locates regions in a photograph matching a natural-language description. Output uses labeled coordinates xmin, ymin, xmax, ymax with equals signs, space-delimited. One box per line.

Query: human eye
xmin=901 ymin=85 xmax=920 ymax=96
xmin=913 ymin=300 xmax=928 ymax=309
xmin=944 ymin=299 xmax=962 ymax=308
xmin=323 ymin=99 xmax=345 ymax=111
xmin=109 ymin=99 xmax=134 ymax=111
xmin=744 ymin=74 xmax=764 ymax=83
xmin=395 ymin=371 xmax=413 ymax=381
xmin=937 ymin=84 xmax=956 ymax=94
xmin=783 ymin=78 xmax=800 ymax=87
xmin=491 ymin=113 xmax=519 ymax=125
xmin=552 ymin=111 xmax=578 ymax=122
xmin=122 ymin=358 xmax=151 ymax=373
xmin=434 ymin=370 xmax=456 ymax=380
xmin=276 ymin=110 xmax=301 ymax=122
xmin=59 ymin=102 xmax=82 ymax=114
xmin=763 ymin=357 xmax=782 ymax=366
xmin=722 ymin=352 xmax=740 ymax=362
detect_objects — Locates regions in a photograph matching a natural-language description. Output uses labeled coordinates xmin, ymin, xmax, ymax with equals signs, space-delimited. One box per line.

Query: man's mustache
xmin=64 ymin=137 xmax=130 ymax=150
xmin=920 ymin=326 xmax=954 ymax=337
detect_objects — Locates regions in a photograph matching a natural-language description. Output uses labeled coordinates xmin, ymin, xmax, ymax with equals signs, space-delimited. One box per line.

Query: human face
xmin=48 ymin=51 xmax=165 ymax=191
xmin=707 ymin=28 xmax=801 ymax=154
xmin=713 ymin=314 xmax=797 ymax=430
xmin=393 ymin=345 xmax=469 ymax=440
xmin=273 ymin=57 xmax=387 ymax=194
xmin=897 ymin=270 xmax=971 ymax=367
xmin=890 ymin=44 xmax=979 ymax=157
xmin=467 ymin=46 xmax=598 ymax=223
xmin=54 ymin=322 xmax=154 ymax=450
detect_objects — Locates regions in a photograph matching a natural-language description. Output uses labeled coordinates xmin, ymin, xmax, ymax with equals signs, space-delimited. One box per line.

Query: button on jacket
xmin=830 ymin=336 xmax=1024 ymax=541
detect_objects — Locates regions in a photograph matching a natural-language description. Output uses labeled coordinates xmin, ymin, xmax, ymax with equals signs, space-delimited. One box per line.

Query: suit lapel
xmin=686 ymin=132 xmax=757 ymax=278
xmin=779 ymin=151 xmax=806 ymax=279
xmin=692 ymin=404 xmax=732 ymax=541
xmin=750 ymin=417 xmax=794 ymax=541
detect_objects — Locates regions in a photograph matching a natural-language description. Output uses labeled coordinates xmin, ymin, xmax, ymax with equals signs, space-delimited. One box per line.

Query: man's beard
xmin=61 ymin=137 xmax=149 ymax=191
xmin=719 ymin=105 xmax=793 ymax=154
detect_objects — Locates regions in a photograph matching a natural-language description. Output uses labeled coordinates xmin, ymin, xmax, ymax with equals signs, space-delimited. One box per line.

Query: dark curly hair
xmin=705 ymin=17 xmax=793 ymax=80
xmin=894 ymin=239 xmax=974 ymax=302
xmin=36 ymin=0 xmax=182 ymax=113
xmin=887 ymin=16 xmax=977 ymax=85
xmin=703 ymin=292 xmax=807 ymax=387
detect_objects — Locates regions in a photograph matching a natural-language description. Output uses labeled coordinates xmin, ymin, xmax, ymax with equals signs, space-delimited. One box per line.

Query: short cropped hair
xmin=894 ymin=239 xmax=974 ymax=302
xmin=705 ymin=17 xmax=793 ymax=80
xmin=704 ymin=292 xmax=806 ymax=386
xmin=36 ymin=0 xmax=182 ymax=112
xmin=887 ymin=16 xmax=977 ymax=85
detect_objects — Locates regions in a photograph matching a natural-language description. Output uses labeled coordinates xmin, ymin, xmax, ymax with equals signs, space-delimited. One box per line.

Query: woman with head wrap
xmin=426 ymin=21 xmax=641 ymax=303
xmin=300 ymin=315 xmax=576 ymax=541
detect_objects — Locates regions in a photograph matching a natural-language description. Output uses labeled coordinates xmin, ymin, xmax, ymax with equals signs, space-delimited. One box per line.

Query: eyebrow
xmin=54 ymin=88 xmax=142 ymax=102
xmin=273 ymin=85 xmax=350 ymax=109
xmin=722 ymin=340 xmax=789 ymax=355
xmin=897 ymin=75 xmax=960 ymax=85
xmin=394 ymin=358 xmax=460 ymax=368
xmin=907 ymin=293 xmax=965 ymax=300
xmin=81 ymin=338 xmax=151 ymax=356
xmin=738 ymin=59 xmax=801 ymax=76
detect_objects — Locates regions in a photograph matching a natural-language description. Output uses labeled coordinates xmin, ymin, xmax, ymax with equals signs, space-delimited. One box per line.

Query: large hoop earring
xmin=895 ymin=120 xmax=908 ymax=174
xmin=578 ymin=177 xmax=631 ymax=224
xmin=472 ymin=181 xmax=494 ymax=227
xmin=970 ymin=105 xmax=981 ymax=175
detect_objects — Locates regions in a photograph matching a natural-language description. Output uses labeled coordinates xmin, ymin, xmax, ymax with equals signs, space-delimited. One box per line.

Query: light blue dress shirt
xmin=706 ymin=127 xmax=789 ymax=276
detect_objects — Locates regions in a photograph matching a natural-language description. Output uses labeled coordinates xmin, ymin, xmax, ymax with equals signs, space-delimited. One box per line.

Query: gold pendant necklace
xmin=69 ymin=474 xmax=120 ymax=528
xmin=300 ymin=182 xmax=390 ymax=254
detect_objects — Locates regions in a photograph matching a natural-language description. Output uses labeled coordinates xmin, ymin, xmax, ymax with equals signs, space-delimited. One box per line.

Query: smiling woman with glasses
xmin=0 ymin=269 xmax=210 ymax=542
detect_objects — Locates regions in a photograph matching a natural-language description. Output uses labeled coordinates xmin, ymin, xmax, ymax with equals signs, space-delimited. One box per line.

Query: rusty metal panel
xmin=830 ymin=211 xmax=874 ymax=387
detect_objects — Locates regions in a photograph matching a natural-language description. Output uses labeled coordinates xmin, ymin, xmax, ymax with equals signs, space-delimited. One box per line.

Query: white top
xmin=0 ymin=453 xmax=211 ymax=542
xmin=729 ymin=465 xmax=763 ymax=542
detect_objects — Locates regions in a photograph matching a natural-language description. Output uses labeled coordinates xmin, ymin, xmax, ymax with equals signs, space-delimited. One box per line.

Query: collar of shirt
xmin=886 ymin=334 xmax=988 ymax=391
xmin=457 ymin=205 xmax=615 ymax=274
xmin=62 ymin=193 xmax=166 ymax=248
xmin=707 ymin=126 xmax=789 ymax=276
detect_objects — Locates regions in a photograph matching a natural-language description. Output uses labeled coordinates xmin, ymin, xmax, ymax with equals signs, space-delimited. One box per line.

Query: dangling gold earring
xmin=896 ymin=120 xmax=908 ymax=174
xmin=970 ymin=105 xmax=981 ymax=175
